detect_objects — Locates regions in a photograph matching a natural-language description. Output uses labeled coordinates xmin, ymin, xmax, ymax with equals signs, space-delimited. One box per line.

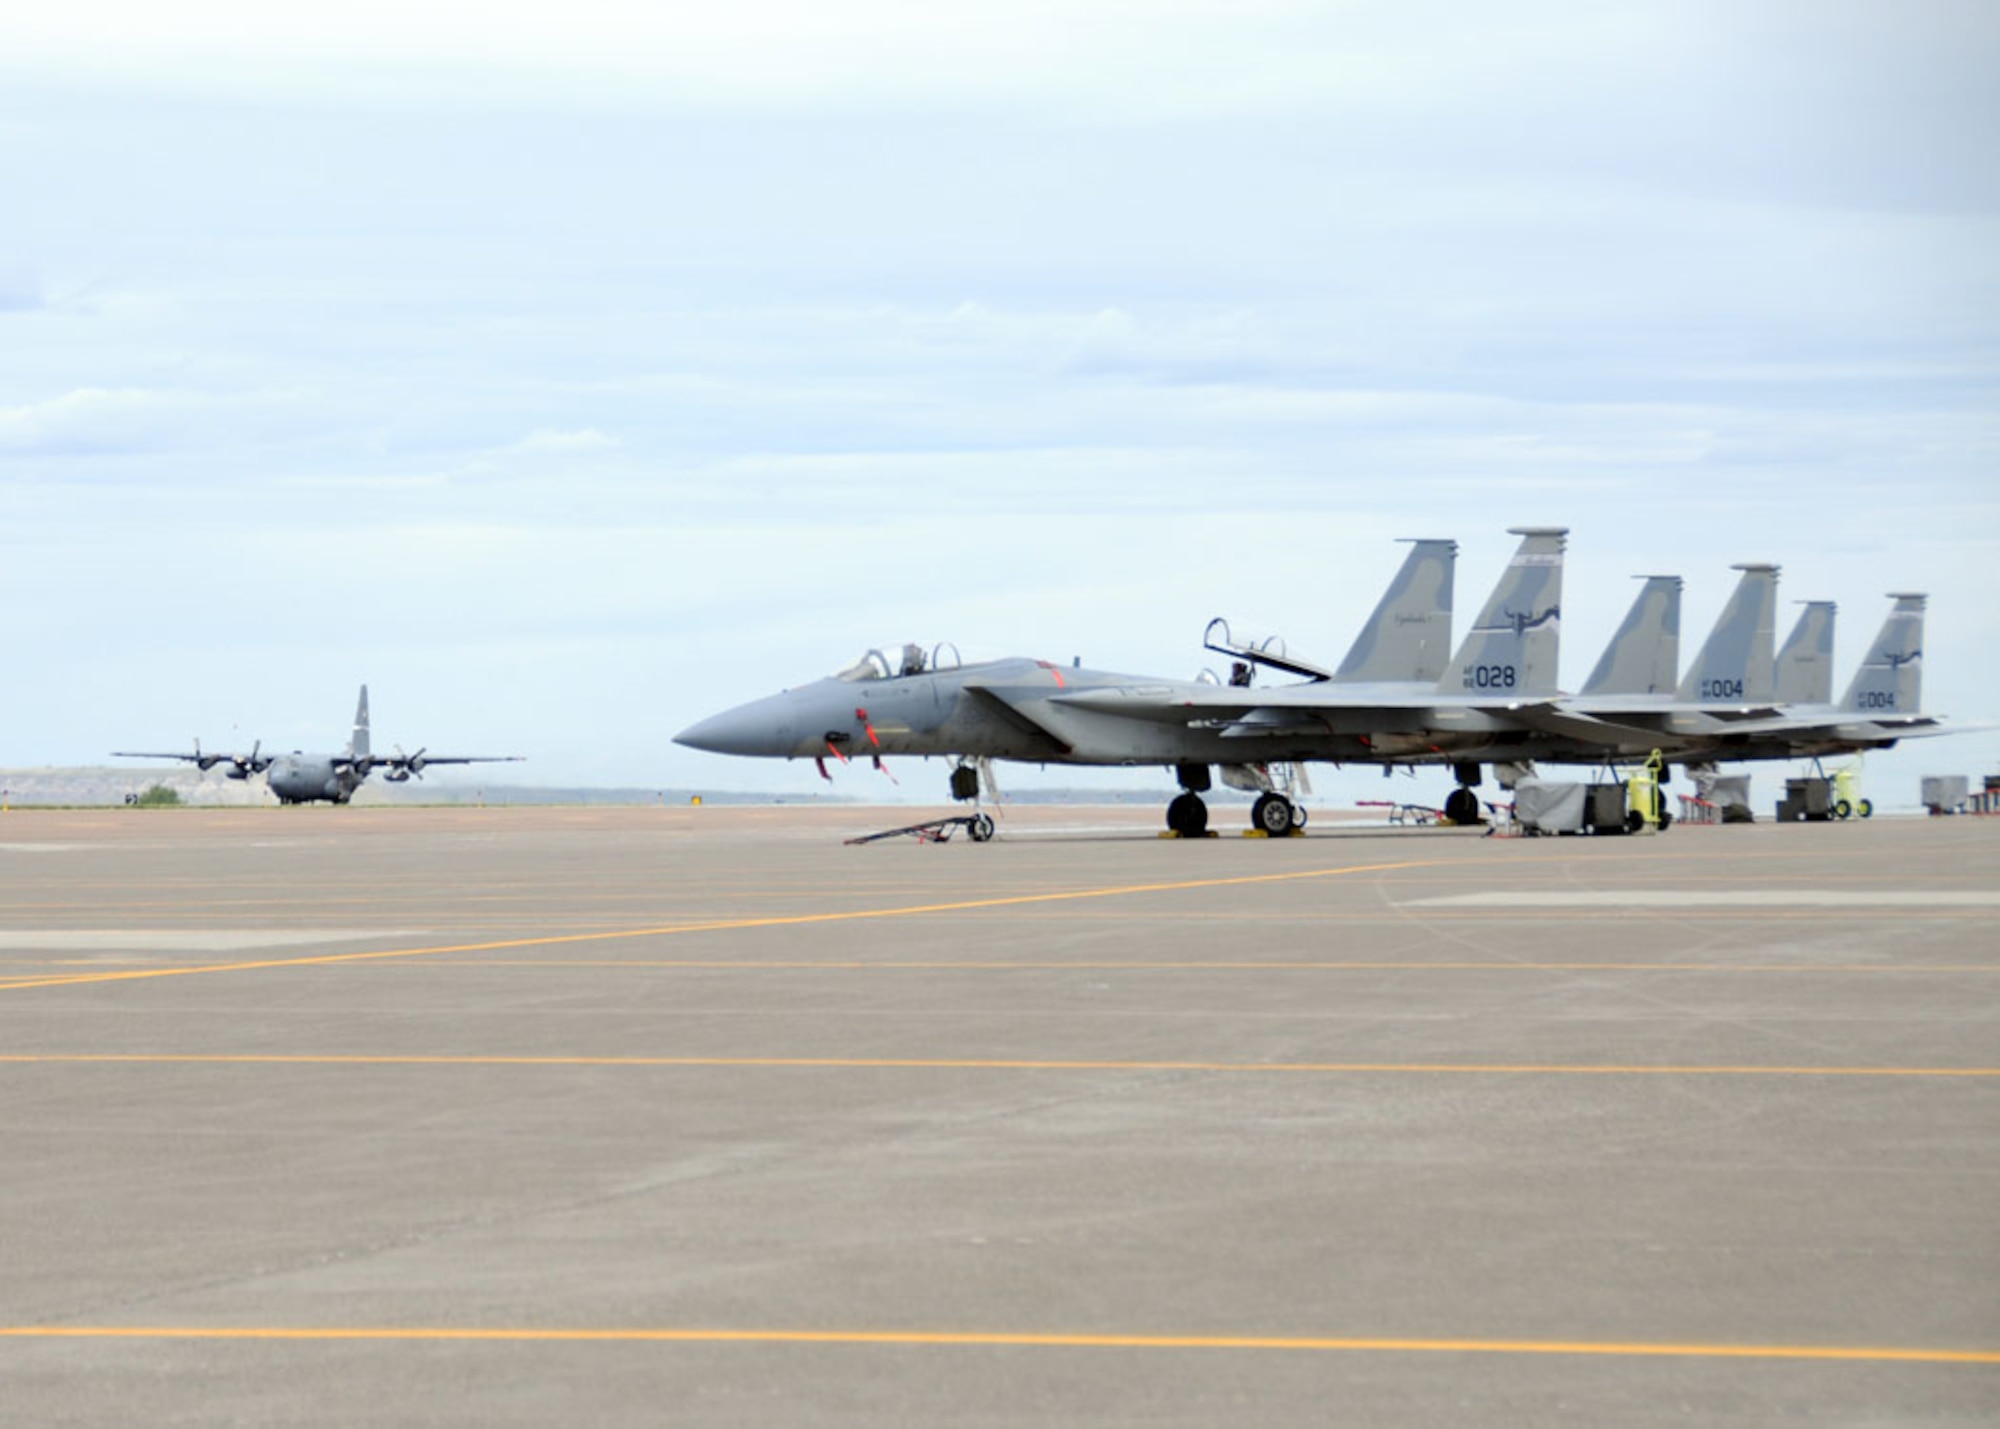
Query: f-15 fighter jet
xmin=677 ymin=528 xmax=1605 ymax=836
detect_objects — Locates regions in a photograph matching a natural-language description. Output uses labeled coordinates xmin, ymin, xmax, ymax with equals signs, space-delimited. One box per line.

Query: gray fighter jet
xmin=677 ymin=528 xmax=1603 ymax=835
xmin=115 ymin=686 xmax=522 ymax=805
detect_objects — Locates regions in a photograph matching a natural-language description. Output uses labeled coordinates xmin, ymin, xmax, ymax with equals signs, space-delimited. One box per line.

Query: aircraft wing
xmin=372 ymin=754 xmax=526 ymax=774
xmin=111 ymin=748 xmax=272 ymax=771
xmin=1568 ymin=696 xmax=1786 ymax=723
xmin=1051 ymin=685 xmax=1663 ymax=747
xmin=389 ymin=755 xmax=524 ymax=766
xmin=1490 ymin=703 xmax=1676 ymax=748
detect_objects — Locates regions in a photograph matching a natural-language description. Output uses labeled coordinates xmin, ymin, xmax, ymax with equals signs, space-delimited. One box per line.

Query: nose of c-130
xmin=673 ymin=691 xmax=800 ymax=757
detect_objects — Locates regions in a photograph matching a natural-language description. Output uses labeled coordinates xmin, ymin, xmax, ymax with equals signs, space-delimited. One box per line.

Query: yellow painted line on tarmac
xmin=0 ymin=1325 xmax=1993 ymax=1363
xmin=380 ymin=958 xmax=2000 ymax=974
xmin=4 ymin=1054 xmax=1993 ymax=1079
xmin=0 ymin=858 xmax=1441 ymax=993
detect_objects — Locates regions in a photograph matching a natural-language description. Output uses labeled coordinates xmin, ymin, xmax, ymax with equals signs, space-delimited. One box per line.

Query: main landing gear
xmin=1441 ymin=761 xmax=1484 ymax=826
xmin=1163 ymin=765 xmax=1307 ymax=839
xmin=1166 ymin=791 xmax=1210 ymax=838
xmin=1166 ymin=762 xmax=1212 ymax=837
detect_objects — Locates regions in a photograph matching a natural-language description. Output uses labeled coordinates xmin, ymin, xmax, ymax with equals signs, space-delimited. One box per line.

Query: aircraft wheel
xmin=1252 ymin=793 xmax=1293 ymax=836
xmin=968 ymin=813 xmax=995 ymax=842
xmin=1291 ymin=802 xmax=1309 ymax=830
xmin=1835 ymin=799 xmax=1852 ymax=820
xmin=1167 ymin=793 xmax=1209 ymax=838
xmin=1858 ymin=798 xmax=1873 ymax=819
xmin=1442 ymin=786 xmax=1480 ymax=825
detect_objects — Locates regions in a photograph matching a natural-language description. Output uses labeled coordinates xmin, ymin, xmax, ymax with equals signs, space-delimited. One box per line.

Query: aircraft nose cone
xmin=674 ymin=693 xmax=797 ymax=757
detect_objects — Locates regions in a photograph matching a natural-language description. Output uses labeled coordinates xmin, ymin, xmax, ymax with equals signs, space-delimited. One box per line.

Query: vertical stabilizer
xmin=1333 ymin=538 xmax=1456 ymax=684
xmin=1674 ymin=563 xmax=1778 ymax=704
xmin=351 ymin=685 xmax=372 ymax=761
xmin=1775 ymin=601 xmax=1837 ymax=706
xmin=1839 ymin=594 xmax=1924 ymax=714
xmin=1581 ymin=575 xmax=1681 ymax=696
xmin=1438 ymin=527 xmax=1565 ymax=697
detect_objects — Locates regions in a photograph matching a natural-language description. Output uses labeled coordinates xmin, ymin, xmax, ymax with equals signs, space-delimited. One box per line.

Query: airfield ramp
xmin=1 ymin=807 xmax=1994 ymax=1425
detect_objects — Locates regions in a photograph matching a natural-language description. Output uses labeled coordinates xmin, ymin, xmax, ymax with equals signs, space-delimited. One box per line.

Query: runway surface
xmin=2 ymin=804 xmax=1995 ymax=1424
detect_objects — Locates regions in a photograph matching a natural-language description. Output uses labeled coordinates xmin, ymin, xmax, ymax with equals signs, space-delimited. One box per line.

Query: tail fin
xmin=1438 ymin=527 xmax=1565 ymax=697
xmin=1581 ymin=575 xmax=1681 ymax=696
xmin=1674 ymin=563 xmax=1777 ymax=704
xmin=1775 ymin=601 xmax=1837 ymax=706
xmin=1334 ymin=538 xmax=1456 ymax=684
xmin=351 ymin=685 xmax=372 ymax=760
xmin=1840 ymin=594 xmax=1925 ymax=714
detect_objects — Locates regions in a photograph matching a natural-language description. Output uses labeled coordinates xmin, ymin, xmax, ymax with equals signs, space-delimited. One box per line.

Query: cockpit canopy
xmin=834 ymin=642 xmax=964 ymax=682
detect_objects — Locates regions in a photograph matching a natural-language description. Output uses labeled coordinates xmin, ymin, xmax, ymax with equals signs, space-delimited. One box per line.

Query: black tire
xmin=1858 ymin=798 xmax=1874 ymax=819
xmin=1167 ymin=792 xmax=1209 ymax=838
xmin=1624 ymin=809 xmax=1643 ymax=834
xmin=1658 ymin=807 xmax=1673 ymax=831
xmin=1291 ymin=803 xmax=1309 ymax=830
xmin=1252 ymin=793 xmax=1292 ymax=836
xmin=1442 ymin=786 xmax=1480 ymax=825
xmin=968 ymin=813 xmax=995 ymax=842
xmin=1834 ymin=799 xmax=1852 ymax=820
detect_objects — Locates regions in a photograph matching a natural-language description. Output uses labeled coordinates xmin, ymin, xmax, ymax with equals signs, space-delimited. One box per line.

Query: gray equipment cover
xmin=1514 ymin=778 xmax=1589 ymax=833
xmin=1709 ymin=775 xmax=1752 ymax=811
xmin=1921 ymin=775 xmax=1969 ymax=811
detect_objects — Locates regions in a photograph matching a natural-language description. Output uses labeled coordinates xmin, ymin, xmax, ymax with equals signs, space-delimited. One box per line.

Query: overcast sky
xmin=3 ymin=1 xmax=1996 ymax=807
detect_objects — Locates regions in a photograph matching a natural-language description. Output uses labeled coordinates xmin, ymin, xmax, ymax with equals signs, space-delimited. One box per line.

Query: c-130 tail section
xmin=350 ymin=684 xmax=372 ymax=761
xmin=1332 ymin=538 xmax=1456 ymax=684
xmin=1438 ymin=526 xmax=1565 ymax=698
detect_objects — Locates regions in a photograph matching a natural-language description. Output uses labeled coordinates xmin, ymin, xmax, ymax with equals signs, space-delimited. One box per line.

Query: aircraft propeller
xmin=388 ymin=745 xmax=428 ymax=781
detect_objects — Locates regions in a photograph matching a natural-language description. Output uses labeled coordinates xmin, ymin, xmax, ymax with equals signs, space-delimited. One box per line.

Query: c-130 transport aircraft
xmin=115 ymin=685 xmax=523 ymax=805
xmin=676 ymin=528 xmax=1968 ymax=837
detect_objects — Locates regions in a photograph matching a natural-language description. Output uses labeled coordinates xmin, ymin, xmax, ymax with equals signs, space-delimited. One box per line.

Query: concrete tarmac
xmin=1 ymin=805 xmax=1996 ymax=1425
